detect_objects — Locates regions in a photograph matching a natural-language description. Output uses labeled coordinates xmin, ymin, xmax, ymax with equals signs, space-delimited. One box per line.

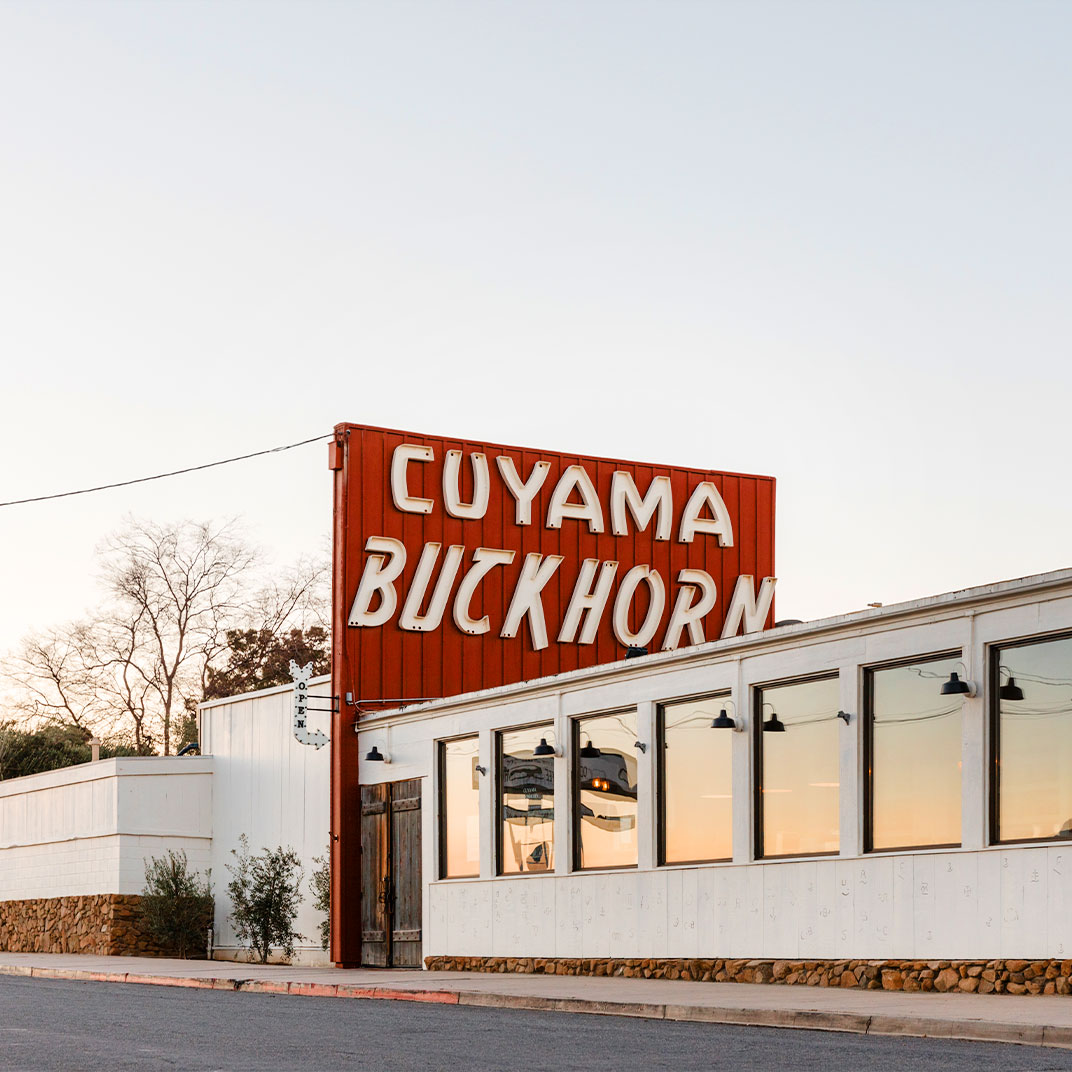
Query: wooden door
xmin=359 ymin=783 xmax=389 ymax=966
xmin=360 ymin=779 xmax=422 ymax=967
xmin=388 ymin=779 xmax=422 ymax=967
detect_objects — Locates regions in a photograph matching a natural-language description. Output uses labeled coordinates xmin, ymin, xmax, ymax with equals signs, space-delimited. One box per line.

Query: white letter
xmin=399 ymin=543 xmax=466 ymax=632
xmin=453 ymin=547 xmax=516 ymax=635
xmin=558 ymin=559 xmax=619 ymax=644
xmin=661 ymin=568 xmax=718 ymax=650
xmin=496 ymin=456 xmax=551 ymax=526
xmin=546 ymin=465 xmax=604 ymax=533
xmin=443 ymin=450 xmax=490 ymax=520
xmin=610 ymin=472 xmax=672 ymax=541
xmin=720 ymin=575 xmax=777 ymax=638
xmin=612 ymin=565 xmax=666 ymax=648
xmin=501 ymin=552 xmax=564 ymax=650
xmin=348 ymin=536 xmax=407 ymax=627
xmin=678 ymin=481 xmax=734 ymax=545
xmin=391 ymin=443 xmax=435 ymax=514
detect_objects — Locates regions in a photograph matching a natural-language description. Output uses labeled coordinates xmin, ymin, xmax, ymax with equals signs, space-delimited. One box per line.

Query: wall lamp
xmin=761 ymin=702 xmax=786 ymax=734
xmin=579 ymin=739 xmax=601 ymax=759
xmin=711 ymin=699 xmax=742 ymax=732
xmin=940 ymin=662 xmax=978 ymax=698
xmin=365 ymin=745 xmax=390 ymax=763
xmin=533 ymin=738 xmax=559 ymax=757
xmin=999 ymin=666 xmax=1025 ymax=701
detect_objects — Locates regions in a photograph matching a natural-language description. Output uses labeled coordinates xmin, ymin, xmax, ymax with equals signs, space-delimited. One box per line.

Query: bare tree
xmin=7 ymin=624 xmax=111 ymax=733
xmin=5 ymin=517 xmax=329 ymax=756
xmin=97 ymin=518 xmax=257 ymax=754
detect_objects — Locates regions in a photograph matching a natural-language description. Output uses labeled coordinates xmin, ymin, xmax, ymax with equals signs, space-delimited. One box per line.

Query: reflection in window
xmin=660 ymin=695 xmax=732 ymax=864
xmin=440 ymin=737 xmax=480 ymax=878
xmin=756 ymin=676 xmax=840 ymax=858
xmin=574 ymin=711 xmax=638 ymax=869
xmin=868 ymin=656 xmax=963 ymax=851
xmin=498 ymin=725 xmax=555 ymax=874
xmin=995 ymin=634 xmax=1072 ymax=843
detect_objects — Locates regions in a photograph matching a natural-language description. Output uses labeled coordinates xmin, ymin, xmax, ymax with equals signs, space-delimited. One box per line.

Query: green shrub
xmin=310 ymin=850 xmax=330 ymax=951
xmin=226 ymin=834 xmax=304 ymax=963
xmin=138 ymin=850 xmax=213 ymax=958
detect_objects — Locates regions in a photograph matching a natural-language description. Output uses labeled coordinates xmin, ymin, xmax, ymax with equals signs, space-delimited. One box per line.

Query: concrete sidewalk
xmin=3 ymin=952 xmax=1072 ymax=1050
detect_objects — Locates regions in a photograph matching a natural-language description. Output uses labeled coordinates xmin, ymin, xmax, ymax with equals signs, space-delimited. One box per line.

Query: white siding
xmin=200 ymin=677 xmax=331 ymax=965
xmin=0 ymin=758 xmax=212 ymax=900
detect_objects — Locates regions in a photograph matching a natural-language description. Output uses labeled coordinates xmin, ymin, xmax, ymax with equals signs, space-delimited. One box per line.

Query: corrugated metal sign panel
xmin=332 ymin=422 xmax=776 ymax=705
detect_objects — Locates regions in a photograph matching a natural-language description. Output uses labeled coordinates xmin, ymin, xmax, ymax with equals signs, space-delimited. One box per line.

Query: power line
xmin=0 ymin=433 xmax=334 ymax=508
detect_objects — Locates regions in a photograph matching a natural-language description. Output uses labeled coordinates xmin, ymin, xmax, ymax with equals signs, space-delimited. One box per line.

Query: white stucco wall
xmin=200 ymin=676 xmax=331 ymax=965
xmin=0 ymin=757 xmax=213 ymax=901
xmin=354 ymin=569 xmax=1072 ymax=963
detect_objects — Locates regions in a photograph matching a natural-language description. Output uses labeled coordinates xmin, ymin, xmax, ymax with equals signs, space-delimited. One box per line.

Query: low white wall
xmin=428 ymin=844 xmax=1072 ymax=961
xmin=200 ymin=677 xmax=331 ymax=965
xmin=0 ymin=757 xmax=213 ymax=901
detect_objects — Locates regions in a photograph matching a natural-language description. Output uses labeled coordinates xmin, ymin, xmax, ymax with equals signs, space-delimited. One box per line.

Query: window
xmin=659 ymin=694 xmax=732 ymax=865
xmin=755 ymin=675 xmax=840 ymax=858
xmin=992 ymin=633 xmax=1072 ymax=844
xmin=439 ymin=737 xmax=480 ymax=878
xmin=497 ymin=725 xmax=555 ymax=874
xmin=866 ymin=654 xmax=963 ymax=851
xmin=573 ymin=711 xmax=638 ymax=870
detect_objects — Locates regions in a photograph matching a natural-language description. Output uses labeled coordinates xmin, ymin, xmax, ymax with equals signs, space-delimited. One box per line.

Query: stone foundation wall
xmin=0 ymin=895 xmax=171 ymax=957
xmin=425 ymin=956 xmax=1072 ymax=996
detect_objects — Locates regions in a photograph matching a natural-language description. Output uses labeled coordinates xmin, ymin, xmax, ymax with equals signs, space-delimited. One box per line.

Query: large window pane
xmin=574 ymin=711 xmax=638 ymax=869
xmin=440 ymin=737 xmax=479 ymax=878
xmin=660 ymin=695 xmax=732 ymax=864
xmin=995 ymin=634 xmax=1072 ymax=843
xmin=757 ymin=676 xmax=840 ymax=858
xmin=498 ymin=725 xmax=555 ymax=874
xmin=869 ymin=655 xmax=963 ymax=851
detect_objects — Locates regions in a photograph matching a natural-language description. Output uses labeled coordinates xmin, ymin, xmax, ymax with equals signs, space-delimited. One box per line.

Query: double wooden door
xmin=360 ymin=779 xmax=422 ymax=967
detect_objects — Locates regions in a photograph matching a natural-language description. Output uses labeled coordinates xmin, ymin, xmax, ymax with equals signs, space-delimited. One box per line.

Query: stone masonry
xmin=0 ymin=894 xmax=171 ymax=957
xmin=425 ymin=956 xmax=1072 ymax=996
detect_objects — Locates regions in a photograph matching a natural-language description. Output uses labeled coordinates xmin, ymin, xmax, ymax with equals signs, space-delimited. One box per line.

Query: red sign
xmin=328 ymin=421 xmax=775 ymax=963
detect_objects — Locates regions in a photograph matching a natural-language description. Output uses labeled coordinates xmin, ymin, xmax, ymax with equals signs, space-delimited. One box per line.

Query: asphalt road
xmin=3 ymin=976 xmax=1072 ymax=1072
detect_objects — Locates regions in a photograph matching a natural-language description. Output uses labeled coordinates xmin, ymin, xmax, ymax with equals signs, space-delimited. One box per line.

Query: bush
xmin=139 ymin=850 xmax=213 ymax=958
xmin=226 ymin=835 xmax=304 ymax=963
xmin=310 ymin=850 xmax=330 ymax=951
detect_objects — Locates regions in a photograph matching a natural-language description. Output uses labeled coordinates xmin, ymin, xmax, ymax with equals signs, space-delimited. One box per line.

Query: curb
xmin=2 ymin=964 xmax=1069 ymax=1050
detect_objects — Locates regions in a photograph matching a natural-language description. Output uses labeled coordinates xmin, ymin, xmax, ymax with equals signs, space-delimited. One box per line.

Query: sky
xmin=1 ymin=0 xmax=1070 ymax=659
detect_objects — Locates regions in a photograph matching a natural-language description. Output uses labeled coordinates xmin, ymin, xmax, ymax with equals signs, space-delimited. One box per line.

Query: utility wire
xmin=0 ymin=433 xmax=334 ymax=508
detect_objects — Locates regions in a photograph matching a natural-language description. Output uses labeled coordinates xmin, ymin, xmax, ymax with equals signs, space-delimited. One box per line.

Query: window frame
xmin=863 ymin=650 xmax=963 ymax=855
xmin=495 ymin=720 xmax=555 ymax=877
xmin=753 ymin=671 xmax=841 ymax=861
xmin=571 ymin=711 xmax=639 ymax=873
xmin=437 ymin=734 xmax=480 ymax=880
xmin=657 ymin=691 xmax=732 ymax=867
xmin=989 ymin=629 xmax=1072 ymax=847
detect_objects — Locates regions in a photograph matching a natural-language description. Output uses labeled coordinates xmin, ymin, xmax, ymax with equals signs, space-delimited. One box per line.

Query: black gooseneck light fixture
xmin=365 ymin=745 xmax=386 ymax=762
xmin=533 ymin=738 xmax=557 ymax=757
xmin=579 ymin=739 xmax=601 ymax=759
xmin=710 ymin=699 xmax=738 ymax=731
xmin=940 ymin=661 xmax=978 ymax=698
xmin=761 ymin=702 xmax=786 ymax=733
xmin=999 ymin=667 xmax=1025 ymax=702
